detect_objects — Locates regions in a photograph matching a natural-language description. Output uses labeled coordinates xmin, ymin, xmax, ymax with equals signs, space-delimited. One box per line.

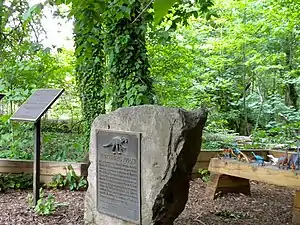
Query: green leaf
xmin=129 ymin=97 xmax=134 ymax=105
xmin=22 ymin=3 xmax=43 ymax=21
xmin=153 ymin=0 xmax=178 ymax=25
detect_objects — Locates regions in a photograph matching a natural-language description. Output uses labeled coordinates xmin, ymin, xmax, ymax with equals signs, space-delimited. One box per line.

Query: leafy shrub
xmin=0 ymin=120 xmax=85 ymax=162
xmin=42 ymin=132 xmax=85 ymax=162
xmin=198 ymin=168 xmax=211 ymax=183
xmin=0 ymin=118 xmax=33 ymax=159
xmin=0 ymin=173 xmax=33 ymax=192
xmin=27 ymin=188 xmax=67 ymax=216
xmin=48 ymin=165 xmax=87 ymax=191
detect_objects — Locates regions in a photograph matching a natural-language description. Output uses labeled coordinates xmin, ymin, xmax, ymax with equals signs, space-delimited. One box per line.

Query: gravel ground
xmin=0 ymin=179 xmax=296 ymax=225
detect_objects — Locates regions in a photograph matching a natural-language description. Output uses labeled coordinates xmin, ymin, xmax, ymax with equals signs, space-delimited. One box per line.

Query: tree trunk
xmin=73 ymin=12 xmax=106 ymax=149
xmin=285 ymin=83 xmax=298 ymax=109
xmin=284 ymin=35 xmax=298 ymax=109
xmin=104 ymin=0 xmax=155 ymax=111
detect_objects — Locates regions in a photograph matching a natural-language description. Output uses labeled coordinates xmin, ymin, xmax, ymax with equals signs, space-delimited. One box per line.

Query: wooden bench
xmin=206 ymin=158 xmax=300 ymax=224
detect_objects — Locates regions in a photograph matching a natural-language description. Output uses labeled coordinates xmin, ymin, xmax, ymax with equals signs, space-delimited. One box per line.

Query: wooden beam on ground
xmin=0 ymin=159 xmax=88 ymax=184
xmin=293 ymin=190 xmax=300 ymax=224
xmin=208 ymin=158 xmax=300 ymax=188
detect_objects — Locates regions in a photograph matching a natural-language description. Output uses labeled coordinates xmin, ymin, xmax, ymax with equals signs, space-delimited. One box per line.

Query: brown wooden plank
xmin=0 ymin=159 xmax=87 ymax=177
xmin=192 ymin=161 xmax=210 ymax=173
xmin=40 ymin=175 xmax=56 ymax=184
xmin=208 ymin=158 xmax=300 ymax=188
xmin=193 ymin=150 xmax=270 ymax=173
xmin=293 ymin=190 xmax=300 ymax=224
xmin=268 ymin=149 xmax=296 ymax=158
xmin=197 ymin=151 xmax=219 ymax=161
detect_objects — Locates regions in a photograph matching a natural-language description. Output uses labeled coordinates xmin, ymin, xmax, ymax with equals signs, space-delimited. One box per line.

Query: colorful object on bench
xmin=267 ymin=155 xmax=278 ymax=165
xmin=220 ymin=149 xmax=232 ymax=159
xmin=232 ymin=143 xmax=250 ymax=163
xmin=231 ymin=143 xmax=241 ymax=159
xmin=287 ymin=154 xmax=299 ymax=171
xmin=297 ymin=140 xmax=300 ymax=169
xmin=277 ymin=149 xmax=288 ymax=169
xmin=219 ymin=145 xmax=250 ymax=163
xmin=287 ymin=143 xmax=300 ymax=171
xmin=251 ymin=152 xmax=264 ymax=166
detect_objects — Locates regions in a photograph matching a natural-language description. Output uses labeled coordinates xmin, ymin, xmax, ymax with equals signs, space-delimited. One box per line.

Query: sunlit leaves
xmin=22 ymin=3 xmax=43 ymax=21
xmin=153 ymin=0 xmax=178 ymax=25
xmin=54 ymin=0 xmax=72 ymax=5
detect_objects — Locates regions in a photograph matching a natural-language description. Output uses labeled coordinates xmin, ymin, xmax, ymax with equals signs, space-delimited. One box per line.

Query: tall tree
xmin=30 ymin=0 xmax=214 ymax=140
xmin=103 ymin=0 xmax=155 ymax=110
xmin=72 ymin=1 xmax=106 ymax=148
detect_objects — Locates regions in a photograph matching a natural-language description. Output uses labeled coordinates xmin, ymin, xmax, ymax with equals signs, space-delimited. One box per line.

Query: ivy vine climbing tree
xmin=71 ymin=1 xmax=106 ymax=149
xmin=24 ymin=0 xmax=214 ymax=145
xmin=50 ymin=0 xmax=214 ymax=111
xmin=103 ymin=0 xmax=155 ymax=110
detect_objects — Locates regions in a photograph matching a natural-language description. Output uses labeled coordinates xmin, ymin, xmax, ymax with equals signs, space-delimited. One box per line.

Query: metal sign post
xmin=34 ymin=119 xmax=41 ymax=205
xmin=10 ymin=89 xmax=64 ymax=206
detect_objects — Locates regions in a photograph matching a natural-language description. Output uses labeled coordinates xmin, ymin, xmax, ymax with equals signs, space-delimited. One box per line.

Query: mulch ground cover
xmin=175 ymin=179 xmax=294 ymax=225
xmin=0 ymin=179 xmax=295 ymax=225
xmin=0 ymin=189 xmax=84 ymax=225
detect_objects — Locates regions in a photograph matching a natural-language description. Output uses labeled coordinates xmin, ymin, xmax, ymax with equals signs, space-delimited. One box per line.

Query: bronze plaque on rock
xmin=96 ymin=129 xmax=141 ymax=224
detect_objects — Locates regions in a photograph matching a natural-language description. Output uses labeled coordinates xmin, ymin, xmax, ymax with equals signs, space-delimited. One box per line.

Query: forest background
xmin=0 ymin=0 xmax=299 ymax=162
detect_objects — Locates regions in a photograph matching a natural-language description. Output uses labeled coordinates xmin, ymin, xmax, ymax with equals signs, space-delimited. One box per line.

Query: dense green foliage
xmin=0 ymin=0 xmax=84 ymax=161
xmin=62 ymin=0 xmax=211 ymax=143
xmin=0 ymin=173 xmax=33 ymax=192
xmin=149 ymin=0 xmax=300 ymax=145
xmin=1 ymin=0 xmax=300 ymax=163
xmin=47 ymin=165 xmax=87 ymax=191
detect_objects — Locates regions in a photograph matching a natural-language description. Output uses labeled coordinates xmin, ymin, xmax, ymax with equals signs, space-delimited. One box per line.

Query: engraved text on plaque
xmin=96 ymin=129 xmax=141 ymax=224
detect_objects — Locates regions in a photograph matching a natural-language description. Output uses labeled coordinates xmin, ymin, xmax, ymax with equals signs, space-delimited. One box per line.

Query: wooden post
xmin=293 ymin=190 xmax=300 ymax=224
xmin=33 ymin=119 xmax=41 ymax=206
xmin=206 ymin=173 xmax=251 ymax=200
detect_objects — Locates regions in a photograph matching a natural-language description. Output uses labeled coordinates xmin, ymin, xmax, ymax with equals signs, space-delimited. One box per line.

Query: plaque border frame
xmin=95 ymin=128 xmax=142 ymax=224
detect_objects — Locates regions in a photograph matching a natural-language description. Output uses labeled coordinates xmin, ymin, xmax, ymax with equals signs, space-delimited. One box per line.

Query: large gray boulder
xmin=85 ymin=105 xmax=207 ymax=225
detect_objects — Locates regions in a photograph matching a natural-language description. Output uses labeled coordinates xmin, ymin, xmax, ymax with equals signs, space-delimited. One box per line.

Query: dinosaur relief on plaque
xmin=102 ymin=136 xmax=128 ymax=155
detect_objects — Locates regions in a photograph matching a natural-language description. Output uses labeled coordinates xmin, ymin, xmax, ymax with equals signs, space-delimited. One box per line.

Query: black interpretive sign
xmin=96 ymin=129 xmax=141 ymax=224
xmin=0 ymin=94 xmax=4 ymax=101
xmin=10 ymin=89 xmax=64 ymax=122
xmin=9 ymin=88 xmax=64 ymax=207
